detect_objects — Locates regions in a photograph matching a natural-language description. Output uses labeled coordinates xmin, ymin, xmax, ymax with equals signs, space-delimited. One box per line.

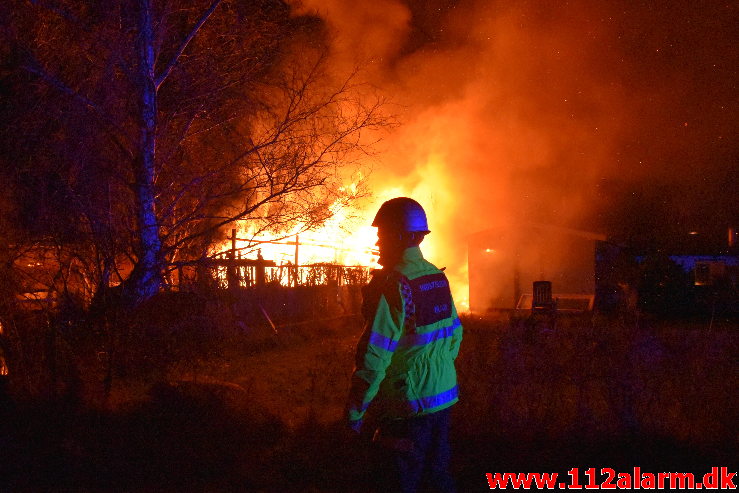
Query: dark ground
xmin=0 ymin=313 xmax=736 ymax=492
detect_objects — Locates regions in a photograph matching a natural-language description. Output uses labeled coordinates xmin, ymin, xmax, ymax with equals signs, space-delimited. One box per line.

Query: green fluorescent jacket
xmin=347 ymin=246 xmax=463 ymax=426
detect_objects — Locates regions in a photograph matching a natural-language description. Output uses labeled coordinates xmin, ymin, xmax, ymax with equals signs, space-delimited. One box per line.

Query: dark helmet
xmin=372 ymin=197 xmax=430 ymax=233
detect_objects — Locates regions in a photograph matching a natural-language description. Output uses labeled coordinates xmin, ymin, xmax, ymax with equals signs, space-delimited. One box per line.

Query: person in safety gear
xmin=346 ymin=197 xmax=462 ymax=493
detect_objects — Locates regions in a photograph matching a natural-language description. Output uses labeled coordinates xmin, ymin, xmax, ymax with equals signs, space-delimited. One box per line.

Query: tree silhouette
xmin=1 ymin=0 xmax=386 ymax=305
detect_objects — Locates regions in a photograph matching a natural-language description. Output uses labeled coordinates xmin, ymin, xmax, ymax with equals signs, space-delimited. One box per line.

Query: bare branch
xmin=21 ymin=56 xmax=134 ymax=161
xmin=26 ymin=0 xmax=82 ymax=24
xmin=155 ymin=0 xmax=224 ymax=90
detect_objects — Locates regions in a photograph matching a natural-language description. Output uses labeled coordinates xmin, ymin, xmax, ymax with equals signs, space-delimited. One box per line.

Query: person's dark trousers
xmin=379 ymin=407 xmax=456 ymax=493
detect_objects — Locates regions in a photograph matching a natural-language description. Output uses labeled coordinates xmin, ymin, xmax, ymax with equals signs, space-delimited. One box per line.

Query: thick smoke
xmin=290 ymin=0 xmax=737 ymax=306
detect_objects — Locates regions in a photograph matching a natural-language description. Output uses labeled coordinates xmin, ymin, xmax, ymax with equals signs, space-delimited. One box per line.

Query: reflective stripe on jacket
xmin=347 ymin=246 xmax=463 ymax=424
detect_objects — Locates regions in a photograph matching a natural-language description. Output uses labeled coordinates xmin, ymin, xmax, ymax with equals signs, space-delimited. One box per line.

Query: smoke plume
xmin=291 ymin=0 xmax=738 ymax=306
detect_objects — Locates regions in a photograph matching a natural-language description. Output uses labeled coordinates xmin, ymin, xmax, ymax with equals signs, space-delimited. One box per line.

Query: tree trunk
xmin=129 ymin=0 xmax=162 ymax=302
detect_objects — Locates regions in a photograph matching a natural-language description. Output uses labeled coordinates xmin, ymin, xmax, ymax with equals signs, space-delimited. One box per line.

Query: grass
xmin=1 ymin=313 xmax=736 ymax=492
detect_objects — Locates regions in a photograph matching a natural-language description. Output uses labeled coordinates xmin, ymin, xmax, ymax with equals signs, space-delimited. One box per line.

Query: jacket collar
xmin=400 ymin=246 xmax=424 ymax=265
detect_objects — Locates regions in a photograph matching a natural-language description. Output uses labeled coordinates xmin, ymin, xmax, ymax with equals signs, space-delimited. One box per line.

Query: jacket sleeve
xmin=346 ymin=279 xmax=404 ymax=429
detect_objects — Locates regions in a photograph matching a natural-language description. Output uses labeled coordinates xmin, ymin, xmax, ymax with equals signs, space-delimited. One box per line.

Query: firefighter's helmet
xmin=372 ymin=197 xmax=430 ymax=233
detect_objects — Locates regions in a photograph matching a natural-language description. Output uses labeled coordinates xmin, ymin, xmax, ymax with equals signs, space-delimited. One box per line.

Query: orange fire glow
xmin=227 ymin=195 xmax=382 ymax=269
xmin=215 ymin=157 xmax=471 ymax=312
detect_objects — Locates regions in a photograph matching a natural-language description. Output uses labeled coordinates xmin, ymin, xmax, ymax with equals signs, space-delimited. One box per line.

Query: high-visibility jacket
xmin=347 ymin=246 xmax=463 ymax=428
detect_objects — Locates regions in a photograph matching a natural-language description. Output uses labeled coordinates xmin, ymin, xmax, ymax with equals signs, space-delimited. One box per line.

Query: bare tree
xmin=1 ymin=0 xmax=387 ymax=305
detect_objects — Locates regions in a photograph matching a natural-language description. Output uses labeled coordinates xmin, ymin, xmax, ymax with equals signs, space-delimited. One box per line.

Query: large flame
xmin=215 ymin=156 xmax=470 ymax=312
xmin=229 ymin=195 xmax=381 ymax=269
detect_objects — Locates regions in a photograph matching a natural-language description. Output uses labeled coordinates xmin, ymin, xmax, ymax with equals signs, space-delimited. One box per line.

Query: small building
xmin=468 ymin=224 xmax=606 ymax=313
